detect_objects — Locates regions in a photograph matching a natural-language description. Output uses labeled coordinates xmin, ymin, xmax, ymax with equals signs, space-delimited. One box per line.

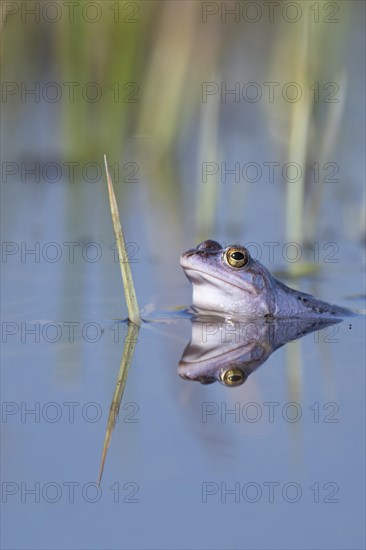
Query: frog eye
xmin=225 ymin=247 xmax=249 ymax=268
xmin=221 ymin=367 xmax=247 ymax=386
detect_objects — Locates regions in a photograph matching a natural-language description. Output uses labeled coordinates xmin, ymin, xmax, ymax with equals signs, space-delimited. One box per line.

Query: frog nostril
xmin=182 ymin=248 xmax=201 ymax=258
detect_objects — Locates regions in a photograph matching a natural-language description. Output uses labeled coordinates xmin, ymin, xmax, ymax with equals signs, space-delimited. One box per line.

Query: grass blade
xmin=104 ymin=154 xmax=141 ymax=325
xmin=97 ymin=322 xmax=140 ymax=485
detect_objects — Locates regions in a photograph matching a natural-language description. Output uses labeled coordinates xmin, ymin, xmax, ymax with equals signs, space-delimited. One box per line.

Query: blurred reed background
xmin=1 ymin=0 xmax=364 ymax=262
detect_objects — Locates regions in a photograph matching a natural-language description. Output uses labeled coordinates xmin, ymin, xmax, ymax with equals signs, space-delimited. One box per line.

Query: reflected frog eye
xmin=221 ymin=367 xmax=247 ymax=386
xmin=225 ymin=247 xmax=249 ymax=268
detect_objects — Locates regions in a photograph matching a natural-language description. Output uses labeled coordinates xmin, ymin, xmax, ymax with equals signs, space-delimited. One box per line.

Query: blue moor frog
xmin=180 ymin=240 xmax=352 ymax=318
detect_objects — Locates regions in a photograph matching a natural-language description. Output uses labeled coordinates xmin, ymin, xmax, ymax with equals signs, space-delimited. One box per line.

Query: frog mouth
xmin=182 ymin=267 xmax=257 ymax=297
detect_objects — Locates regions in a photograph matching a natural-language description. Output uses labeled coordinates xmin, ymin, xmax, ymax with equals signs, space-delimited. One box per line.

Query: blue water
xmin=2 ymin=176 xmax=365 ymax=549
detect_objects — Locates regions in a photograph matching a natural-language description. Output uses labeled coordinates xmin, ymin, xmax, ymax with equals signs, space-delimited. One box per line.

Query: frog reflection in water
xmin=180 ymin=240 xmax=353 ymax=319
xmin=178 ymin=316 xmax=342 ymax=386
